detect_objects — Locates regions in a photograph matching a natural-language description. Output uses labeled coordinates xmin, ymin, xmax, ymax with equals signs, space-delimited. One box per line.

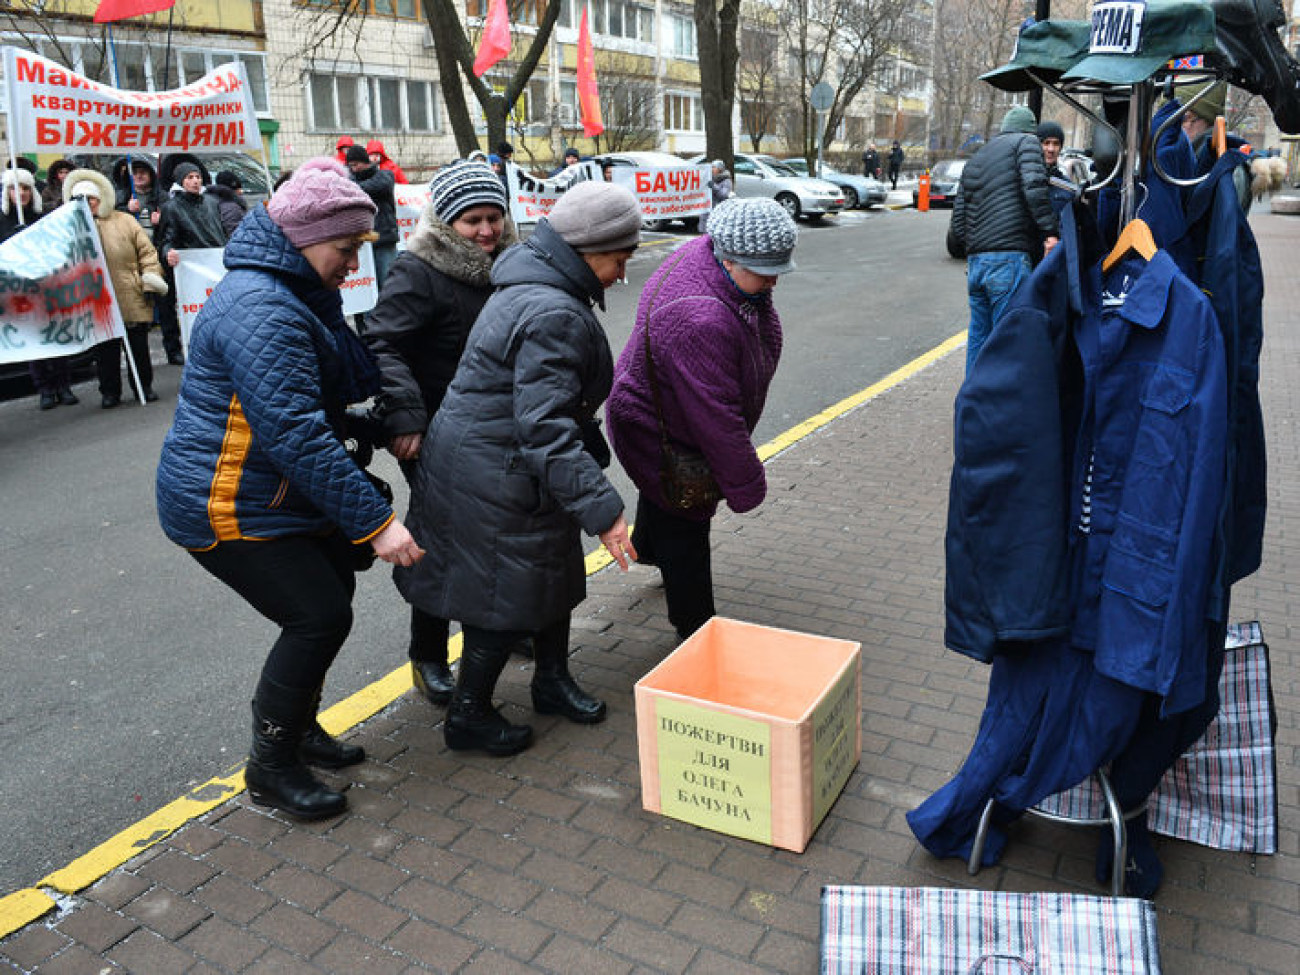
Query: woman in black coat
xmin=394 ymin=181 xmax=640 ymax=757
xmin=364 ymin=161 xmax=517 ymax=706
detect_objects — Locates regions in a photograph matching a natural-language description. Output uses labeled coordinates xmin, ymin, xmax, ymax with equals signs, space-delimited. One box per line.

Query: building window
xmin=663 ymin=92 xmax=702 ymax=132
xmin=309 ymin=72 xmax=439 ymax=132
xmin=302 ymin=0 xmax=421 ymax=17
xmin=670 ymin=14 xmax=696 ymax=58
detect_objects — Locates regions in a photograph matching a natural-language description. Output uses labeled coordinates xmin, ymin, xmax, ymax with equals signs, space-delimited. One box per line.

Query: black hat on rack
xmin=1062 ymin=1 xmax=1217 ymax=85
xmin=981 ymin=19 xmax=1093 ymax=92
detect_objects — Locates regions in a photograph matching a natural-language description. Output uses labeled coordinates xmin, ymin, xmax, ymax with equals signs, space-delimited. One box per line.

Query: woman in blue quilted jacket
xmin=156 ymin=158 xmax=423 ymax=821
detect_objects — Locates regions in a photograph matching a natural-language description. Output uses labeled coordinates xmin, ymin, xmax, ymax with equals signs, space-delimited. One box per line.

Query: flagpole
xmin=160 ymin=4 xmax=175 ymax=90
xmin=4 ymin=49 xmax=27 ymax=226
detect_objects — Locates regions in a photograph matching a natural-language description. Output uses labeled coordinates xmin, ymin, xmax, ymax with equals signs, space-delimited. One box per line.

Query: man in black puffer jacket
xmin=951 ymin=105 xmax=1058 ymax=372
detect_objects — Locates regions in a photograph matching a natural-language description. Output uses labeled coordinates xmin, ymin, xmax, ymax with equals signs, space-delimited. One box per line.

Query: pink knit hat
xmin=266 ymin=157 xmax=377 ymax=249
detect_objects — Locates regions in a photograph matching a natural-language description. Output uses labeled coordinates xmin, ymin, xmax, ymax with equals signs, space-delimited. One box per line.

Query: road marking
xmin=0 ymin=328 xmax=966 ymax=937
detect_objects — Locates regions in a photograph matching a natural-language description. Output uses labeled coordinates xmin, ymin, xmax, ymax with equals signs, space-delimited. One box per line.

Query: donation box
xmin=634 ymin=617 xmax=861 ymax=852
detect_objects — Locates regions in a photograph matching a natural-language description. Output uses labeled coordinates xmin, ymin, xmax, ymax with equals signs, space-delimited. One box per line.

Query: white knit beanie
xmin=707 ymin=197 xmax=798 ymax=275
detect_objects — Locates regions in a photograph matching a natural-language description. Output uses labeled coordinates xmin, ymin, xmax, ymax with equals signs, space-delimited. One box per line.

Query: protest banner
xmin=173 ymin=245 xmax=378 ymax=346
xmin=609 ymin=164 xmax=712 ymax=222
xmin=394 ymin=182 xmax=431 ymax=250
xmin=0 ymin=199 xmax=124 ymax=366
xmin=2 ymin=45 xmax=261 ymax=154
xmin=505 ymin=160 xmax=602 ymax=224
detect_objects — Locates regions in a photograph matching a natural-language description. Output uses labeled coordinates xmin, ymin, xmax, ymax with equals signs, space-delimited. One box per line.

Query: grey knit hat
xmin=706 ymin=197 xmax=798 ymax=275
xmin=1001 ymin=106 xmax=1038 ymax=134
xmin=545 ymin=181 xmax=641 ymax=253
xmin=427 ymin=160 xmax=507 ymax=224
xmin=173 ymin=162 xmax=202 ymax=184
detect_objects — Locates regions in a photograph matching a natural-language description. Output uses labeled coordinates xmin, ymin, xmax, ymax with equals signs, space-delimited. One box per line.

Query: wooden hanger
xmin=1212 ymin=116 xmax=1227 ymax=157
xmin=1102 ymin=217 xmax=1158 ymax=272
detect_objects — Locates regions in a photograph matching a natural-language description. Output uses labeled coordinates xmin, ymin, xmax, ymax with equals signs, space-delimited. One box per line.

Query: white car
xmin=694 ymin=152 xmax=845 ymax=220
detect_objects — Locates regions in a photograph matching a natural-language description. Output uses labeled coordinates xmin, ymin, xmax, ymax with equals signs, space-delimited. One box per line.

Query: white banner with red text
xmin=608 ymin=164 xmax=712 ymax=221
xmin=2 ymin=45 xmax=261 ymax=154
xmin=394 ymin=182 xmax=430 ymax=250
xmin=0 ymin=199 xmax=124 ymax=365
xmin=174 ymin=245 xmax=377 ymax=348
xmin=505 ymin=161 xmax=603 ymax=224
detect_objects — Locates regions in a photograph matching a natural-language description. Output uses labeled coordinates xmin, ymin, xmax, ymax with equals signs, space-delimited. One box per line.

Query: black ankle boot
xmin=531 ymin=628 xmax=606 ymax=724
xmin=410 ymin=609 xmax=454 ymax=705
xmin=247 ymin=680 xmax=348 ymax=819
xmin=444 ymin=638 xmax=532 ymax=756
xmin=412 ymin=659 xmax=454 ymax=705
xmin=299 ymin=686 xmax=365 ymax=769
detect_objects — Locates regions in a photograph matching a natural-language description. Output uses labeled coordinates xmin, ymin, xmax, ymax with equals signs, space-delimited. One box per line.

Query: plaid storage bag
xmin=820 ymin=886 xmax=1161 ymax=975
xmin=1034 ymin=622 xmax=1278 ymax=853
xmin=1147 ymin=621 xmax=1278 ymax=853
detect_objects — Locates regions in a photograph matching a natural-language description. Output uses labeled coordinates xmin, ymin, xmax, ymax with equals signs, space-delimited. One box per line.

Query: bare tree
xmin=766 ymin=0 xmax=914 ymax=170
xmin=589 ymin=55 xmax=659 ymax=153
xmin=737 ymin=19 xmax=783 ymax=152
xmin=694 ymin=0 xmax=742 ymax=171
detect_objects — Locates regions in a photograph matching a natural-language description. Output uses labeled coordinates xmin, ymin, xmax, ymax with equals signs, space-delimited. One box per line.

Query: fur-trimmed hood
xmin=62 ymin=168 xmax=117 ymax=218
xmin=2 ymin=168 xmax=41 ymax=216
xmin=406 ymin=203 xmax=518 ymax=287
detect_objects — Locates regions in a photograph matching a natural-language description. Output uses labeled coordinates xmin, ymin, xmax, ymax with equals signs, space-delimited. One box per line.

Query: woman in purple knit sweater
xmin=607 ymin=197 xmax=797 ymax=638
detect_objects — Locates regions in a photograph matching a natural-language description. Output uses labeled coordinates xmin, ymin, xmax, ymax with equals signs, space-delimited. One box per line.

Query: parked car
xmin=600 ymin=150 xmax=704 ymax=231
xmin=913 ymin=158 xmax=966 ymax=209
xmin=690 ymin=152 xmax=845 ymax=221
xmin=780 ymin=158 xmax=887 ymax=209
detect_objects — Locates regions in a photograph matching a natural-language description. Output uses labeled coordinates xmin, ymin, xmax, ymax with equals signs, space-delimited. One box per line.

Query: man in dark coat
xmin=114 ymin=157 xmax=165 ymax=239
xmin=861 ymin=143 xmax=881 ymax=179
xmin=887 ymin=141 xmax=905 ymax=189
xmin=208 ymin=170 xmax=249 ymax=237
xmin=344 ymin=144 xmax=399 ymax=286
xmin=155 ymin=162 xmax=228 ymax=364
xmin=950 ymin=106 xmax=1058 ymax=371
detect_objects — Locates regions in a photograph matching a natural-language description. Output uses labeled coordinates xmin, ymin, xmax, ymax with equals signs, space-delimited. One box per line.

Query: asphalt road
xmin=0 ymin=204 xmax=969 ymax=897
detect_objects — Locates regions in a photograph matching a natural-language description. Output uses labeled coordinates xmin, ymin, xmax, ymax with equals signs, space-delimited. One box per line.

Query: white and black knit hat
xmin=707 ymin=197 xmax=798 ymax=275
xmin=428 ymin=161 xmax=507 ymax=224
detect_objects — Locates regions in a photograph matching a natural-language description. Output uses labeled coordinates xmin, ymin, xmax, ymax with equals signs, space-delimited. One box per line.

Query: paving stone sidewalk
xmin=2 ymin=217 xmax=1297 ymax=974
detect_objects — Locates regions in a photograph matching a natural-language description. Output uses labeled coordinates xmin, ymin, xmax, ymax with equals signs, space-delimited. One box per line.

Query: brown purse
xmin=641 ymin=252 xmax=722 ymax=510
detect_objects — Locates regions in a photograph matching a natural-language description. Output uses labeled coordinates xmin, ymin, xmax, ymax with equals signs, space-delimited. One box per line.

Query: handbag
xmin=1033 ymin=621 xmax=1278 ymax=854
xmin=821 ymin=886 xmax=1162 ymax=975
xmin=641 ymin=250 xmax=722 ymax=510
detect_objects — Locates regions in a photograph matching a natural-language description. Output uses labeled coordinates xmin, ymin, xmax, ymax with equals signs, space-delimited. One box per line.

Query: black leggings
xmin=96 ymin=323 xmax=153 ymax=396
xmin=191 ymin=533 xmax=356 ymax=692
xmin=632 ymin=493 xmax=715 ymax=639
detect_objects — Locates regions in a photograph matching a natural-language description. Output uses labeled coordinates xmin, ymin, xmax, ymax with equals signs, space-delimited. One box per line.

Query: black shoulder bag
xmin=642 ymin=252 xmax=722 ymax=510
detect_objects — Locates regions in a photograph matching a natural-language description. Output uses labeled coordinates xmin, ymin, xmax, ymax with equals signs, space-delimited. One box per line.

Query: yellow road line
xmin=0 ymin=329 xmax=963 ymax=939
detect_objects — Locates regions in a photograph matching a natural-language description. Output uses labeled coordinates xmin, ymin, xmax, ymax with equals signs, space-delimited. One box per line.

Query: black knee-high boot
xmin=246 ymin=678 xmax=347 ymax=819
xmin=444 ymin=636 xmax=533 ymax=756
xmin=409 ymin=608 xmax=454 ymax=705
xmin=531 ymin=625 xmax=606 ymax=724
xmin=299 ymin=684 xmax=366 ymax=769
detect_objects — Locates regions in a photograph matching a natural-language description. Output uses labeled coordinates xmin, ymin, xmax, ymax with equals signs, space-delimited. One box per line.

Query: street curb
xmin=0 ymin=329 xmax=968 ymax=941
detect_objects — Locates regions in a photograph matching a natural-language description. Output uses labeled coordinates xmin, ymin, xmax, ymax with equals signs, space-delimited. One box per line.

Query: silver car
xmin=693 ymin=152 xmax=845 ymax=220
xmin=780 ymin=158 xmax=887 ymax=209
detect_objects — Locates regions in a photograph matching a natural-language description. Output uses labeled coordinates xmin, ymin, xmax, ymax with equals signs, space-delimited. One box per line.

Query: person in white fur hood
xmin=63 ymin=168 xmax=169 ymax=408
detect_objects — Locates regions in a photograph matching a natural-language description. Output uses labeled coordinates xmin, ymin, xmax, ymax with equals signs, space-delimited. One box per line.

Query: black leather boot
xmin=299 ymin=685 xmax=365 ymax=769
xmin=531 ymin=627 xmax=607 ymax=724
xmin=444 ymin=637 xmax=533 ymax=756
xmin=246 ymin=679 xmax=348 ymax=819
xmin=1212 ymin=0 xmax=1300 ymax=134
xmin=410 ymin=609 xmax=454 ymax=705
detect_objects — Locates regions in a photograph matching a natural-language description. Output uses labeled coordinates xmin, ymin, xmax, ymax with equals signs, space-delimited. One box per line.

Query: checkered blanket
xmin=821 ymin=886 xmax=1161 ymax=974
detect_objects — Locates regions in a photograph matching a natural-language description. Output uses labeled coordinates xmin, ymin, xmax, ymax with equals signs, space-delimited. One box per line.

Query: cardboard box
xmin=634 ymin=617 xmax=861 ymax=852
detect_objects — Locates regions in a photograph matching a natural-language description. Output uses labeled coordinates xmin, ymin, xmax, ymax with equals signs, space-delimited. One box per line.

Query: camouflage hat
xmin=981 ymin=19 xmax=1093 ymax=93
xmin=1062 ymin=1 xmax=1218 ymax=85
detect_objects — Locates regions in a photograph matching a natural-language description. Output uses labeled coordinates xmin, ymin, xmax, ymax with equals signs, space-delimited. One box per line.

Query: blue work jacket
xmin=1070 ymin=250 xmax=1227 ymax=715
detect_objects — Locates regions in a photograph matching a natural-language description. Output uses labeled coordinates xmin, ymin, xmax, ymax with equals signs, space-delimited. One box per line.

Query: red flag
xmin=577 ymin=9 xmax=604 ymax=137
xmin=94 ymin=0 xmax=176 ymax=23
xmin=472 ymin=0 xmax=512 ymax=78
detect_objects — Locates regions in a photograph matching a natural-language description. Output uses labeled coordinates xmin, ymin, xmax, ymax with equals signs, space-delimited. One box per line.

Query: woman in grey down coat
xmin=364 ymin=162 xmax=518 ymax=708
xmin=395 ymin=181 xmax=639 ymax=756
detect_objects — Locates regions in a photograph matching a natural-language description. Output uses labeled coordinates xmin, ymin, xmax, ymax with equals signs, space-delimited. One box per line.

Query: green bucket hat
xmin=1062 ymin=0 xmax=1218 ymax=85
xmin=981 ymin=19 xmax=1094 ymax=93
